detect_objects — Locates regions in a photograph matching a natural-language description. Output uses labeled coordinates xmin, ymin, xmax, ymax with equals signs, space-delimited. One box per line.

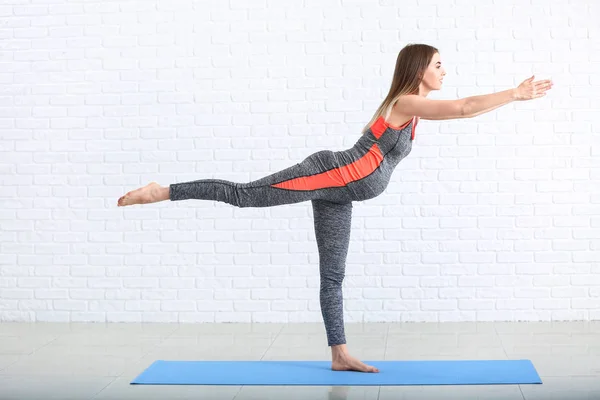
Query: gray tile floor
xmin=1 ymin=321 xmax=599 ymax=399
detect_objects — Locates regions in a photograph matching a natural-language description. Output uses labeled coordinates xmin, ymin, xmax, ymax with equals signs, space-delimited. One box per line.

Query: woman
xmin=117 ymin=44 xmax=553 ymax=373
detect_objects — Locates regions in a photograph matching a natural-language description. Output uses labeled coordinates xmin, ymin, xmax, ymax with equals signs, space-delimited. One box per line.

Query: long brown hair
xmin=361 ymin=43 xmax=439 ymax=134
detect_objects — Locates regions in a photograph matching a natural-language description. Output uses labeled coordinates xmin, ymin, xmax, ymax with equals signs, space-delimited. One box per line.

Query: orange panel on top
xmin=412 ymin=117 xmax=419 ymax=140
xmin=371 ymin=116 xmax=412 ymax=139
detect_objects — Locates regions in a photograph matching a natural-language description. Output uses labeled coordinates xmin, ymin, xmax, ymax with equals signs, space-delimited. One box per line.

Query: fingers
xmin=517 ymin=77 xmax=554 ymax=100
xmin=532 ymin=80 xmax=553 ymax=98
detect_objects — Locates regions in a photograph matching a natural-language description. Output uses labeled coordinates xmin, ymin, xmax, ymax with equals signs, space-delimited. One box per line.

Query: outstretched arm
xmin=465 ymin=75 xmax=553 ymax=118
xmin=393 ymin=75 xmax=553 ymax=121
xmin=464 ymin=88 xmax=517 ymax=118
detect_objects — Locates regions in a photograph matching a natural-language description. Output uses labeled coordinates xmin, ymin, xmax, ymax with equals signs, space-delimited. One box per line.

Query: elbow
xmin=460 ymin=99 xmax=472 ymax=119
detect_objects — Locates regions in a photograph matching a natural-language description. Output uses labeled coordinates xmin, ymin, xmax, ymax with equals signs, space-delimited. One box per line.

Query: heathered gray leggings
xmin=169 ymin=116 xmax=417 ymax=346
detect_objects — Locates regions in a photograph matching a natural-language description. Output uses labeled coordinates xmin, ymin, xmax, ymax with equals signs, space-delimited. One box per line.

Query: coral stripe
xmin=271 ymin=143 xmax=384 ymax=190
xmin=270 ymin=115 xmax=416 ymax=191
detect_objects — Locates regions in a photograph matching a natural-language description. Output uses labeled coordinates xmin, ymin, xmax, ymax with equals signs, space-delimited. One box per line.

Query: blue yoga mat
xmin=131 ymin=359 xmax=542 ymax=386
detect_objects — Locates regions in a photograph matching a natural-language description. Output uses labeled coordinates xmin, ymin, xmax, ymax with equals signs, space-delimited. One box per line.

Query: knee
xmin=321 ymin=271 xmax=345 ymax=287
xmin=232 ymin=185 xmax=247 ymax=208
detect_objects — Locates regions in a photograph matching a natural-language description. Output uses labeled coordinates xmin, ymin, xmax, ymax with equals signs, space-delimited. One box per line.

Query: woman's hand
xmin=513 ymin=75 xmax=553 ymax=101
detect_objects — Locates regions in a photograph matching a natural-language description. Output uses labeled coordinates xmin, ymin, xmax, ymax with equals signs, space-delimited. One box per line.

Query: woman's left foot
xmin=117 ymin=182 xmax=165 ymax=207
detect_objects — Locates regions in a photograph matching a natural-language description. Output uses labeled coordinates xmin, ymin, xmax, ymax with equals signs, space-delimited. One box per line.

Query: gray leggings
xmin=169 ymin=117 xmax=415 ymax=346
xmin=169 ymin=156 xmax=353 ymax=346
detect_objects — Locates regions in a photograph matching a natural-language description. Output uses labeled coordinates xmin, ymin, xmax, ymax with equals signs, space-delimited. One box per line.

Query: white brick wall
xmin=1 ymin=0 xmax=599 ymax=323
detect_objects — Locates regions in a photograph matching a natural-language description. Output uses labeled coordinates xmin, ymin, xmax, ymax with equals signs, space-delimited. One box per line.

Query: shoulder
xmin=388 ymin=97 xmax=414 ymax=127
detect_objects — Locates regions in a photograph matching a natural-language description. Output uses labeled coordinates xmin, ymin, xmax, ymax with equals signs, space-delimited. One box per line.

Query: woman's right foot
xmin=331 ymin=353 xmax=379 ymax=373
xmin=117 ymin=182 xmax=167 ymax=207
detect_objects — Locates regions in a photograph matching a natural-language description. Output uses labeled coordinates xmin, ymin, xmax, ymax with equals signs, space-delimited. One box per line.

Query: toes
xmin=362 ymin=363 xmax=378 ymax=373
xmin=118 ymin=195 xmax=130 ymax=206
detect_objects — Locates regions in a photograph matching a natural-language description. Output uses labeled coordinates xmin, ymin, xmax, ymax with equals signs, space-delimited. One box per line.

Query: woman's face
xmin=421 ymin=52 xmax=446 ymax=91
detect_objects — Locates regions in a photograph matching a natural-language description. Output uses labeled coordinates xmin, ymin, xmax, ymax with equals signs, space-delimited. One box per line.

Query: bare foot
xmin=331 ymin=353 xmax=379 ymax=373
xmin=117 ymin=182 xmax=165 ymax=207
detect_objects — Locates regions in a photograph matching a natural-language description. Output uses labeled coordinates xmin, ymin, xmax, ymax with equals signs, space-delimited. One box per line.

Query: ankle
xmin=331 ymin=344 xmax=349 ymax=359
xmin=153 ymin=186 xmax=170 ymax=201
xmin=159 ymin=186 xmax=170 ymax=201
